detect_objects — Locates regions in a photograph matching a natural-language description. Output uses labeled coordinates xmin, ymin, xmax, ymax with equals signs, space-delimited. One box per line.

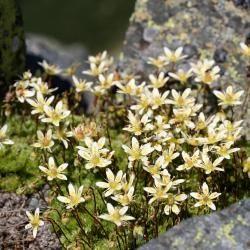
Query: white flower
xmin=150 ymin=88 xmax=169 ymax=110
xmin=240 ymin=42 xmax=250 ymax=56
xmin=57 ymin=183 xmax=85 ymax=209
xmin=116 ymin=79 xmax=145 ymax=96
xmin=94 ymin=73 xmax=118 ymax=94
xmin=194 ymin=65 xmax=220 ymax=85
xmin=38 ymin=60 xmax=62 ymax=75
xmin=213 ymin=86 xmax=244 ymax=106
xmin=123 ymin=111 xmax=153 ymax=136
xmin=32 ymin=129 xmax=54 ymax=151
xmin=144 ymin=180 xmax=172 ymax=204
xmin=0 ymin=125 xmax=14 ymax=149
xmin=213 ymin=142 xmax=240 ymax=160
xmin=177 ymin=150 xmax=201 ymax=171
xmin=99 ymin=203 xmax=135 ymax=226
xmin=112 ymin=187 xmax=135 ymax=206
xmin=149 ymin=72 xmax=169 ymax=89
xmin=147 ymin=56 xmax=168 ymax=69
xmin=130 ymin=88 xmax=152 ymax=114
xmin=162 ymin=143 xmax=180 ymax=166
xmin=39 ymin=157 xmax=68 ymax=181
xmin=163 ymin=47 xmax=187 ymax=63
xmin=77 ymin=138 xmax=112 ymax=169
xmin=122 ymin=137 xmax=154 ymax=164
xmin=82 ymin=62 xmax=108 ymax=76
xmin=25 ymin=208 xmax=44 ymax=238
xmin=198 ymin=151 xmax=224 ymax=174
xmin=31 ymin=77 xmax=56 ymax=95
xmin=42 ymin=101 xmax=70 ymax=126
xmin=164 ymin=193 xmax=187 ymax=215
xmin=166 ymin=88 xmax=194 ymax=107
xmin=72 ymin=75 xmax=92 ymax=92
xmin=168 ymin=69 xmax=192 ymax=84
xmin=53 ymin=125 xmax=71 ymax=149
xmin=143 ymin=156 xmax=165 ymax=177
xmin=191 ymin=182 xmax=221 ymax=210
xmin=15 ymin=80 xmax=35 ymax=103
xmin=27 ymin=92 xmax=54 ymax=117
xmin=96 ymin=168 xmax=123 ymax=197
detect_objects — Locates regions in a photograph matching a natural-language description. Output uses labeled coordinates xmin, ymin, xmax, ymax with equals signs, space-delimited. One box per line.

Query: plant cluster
xmin=1 ymin=42 xmax=250 ymax=249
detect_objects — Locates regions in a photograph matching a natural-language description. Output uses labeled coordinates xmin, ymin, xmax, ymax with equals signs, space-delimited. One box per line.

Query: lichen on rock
xmin=120 ymin=0 xmax=250 ymax=138
xmin=139 ymin=199 xmax=250 ymax=250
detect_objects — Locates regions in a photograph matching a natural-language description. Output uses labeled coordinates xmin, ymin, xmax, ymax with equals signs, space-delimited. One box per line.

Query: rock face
xmin=120 ymin=0 xmax=250 ymax=138
xmin=0 ymin=0 xmax=25 ymax=93
xmin=139 ymin=199 xmax=250 ymax=250
xmin=121 ymin=0 xmax=250 ymax=80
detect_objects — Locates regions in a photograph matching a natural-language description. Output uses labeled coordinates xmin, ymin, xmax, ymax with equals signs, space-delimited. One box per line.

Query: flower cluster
xmin=12 ymin=44 xmax=249 ymax=249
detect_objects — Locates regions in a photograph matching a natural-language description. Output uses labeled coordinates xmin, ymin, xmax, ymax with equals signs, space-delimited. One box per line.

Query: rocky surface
xmin=26 ymin=33 xmax=88 ymax=77
xmin=139 ymin=198 xmax=250 ymax=250
xmin=120 ymin=0 xmax=250 ymax=138
xmin=26 ymin=33 xmax=94 ymax=114
xmin=0 ymin=0 xmax=25 ymax=93
xmin=0 ymin=190 xmax=60 ymax=249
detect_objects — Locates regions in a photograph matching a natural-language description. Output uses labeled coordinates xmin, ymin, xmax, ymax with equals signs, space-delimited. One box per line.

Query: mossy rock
xmin=0 ymin=0 xmax=25 ymax=94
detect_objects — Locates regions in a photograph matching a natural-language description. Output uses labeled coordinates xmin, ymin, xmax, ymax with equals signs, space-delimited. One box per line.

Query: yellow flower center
xmin=74 ymin=127 xmax=84 ymax=141
xmin=109 ymin=181 xmax=119 ymax=190
xmin=70 ymin=195 xmax=81 ymax=206
xmin=196 ymin=121 xmax=205 ymax=130
xmin=51 ymin=111 xmax=61 ymax=121
xmin=42 ymin=137 xmax=51 ymax=147
xmin=179 ymin=73 xmax=188 ymax=82
xmin=91 ymin=155 xmax=101 ymax=165
xmin=206 ymin=162 xmax=215 ymax=172
xmin=167 ymin=194 xmax=175 ymax=205
xmin=207 ymin=135 xmax=217 ymax=144
xmin=48 ymin=167 xmax=58 ymax=178
xmin=224 ymin=94 xmax=235 ymax=104
xmin=177 ymin=97 xmax=185 ymax=106
xmin=187 ymin=137 xmax=200 ymax=146
xmin=154 ymin=97 xmax=163 ymax=106
xmin=149 ymin=165 xmax=160 ymax=175
xmin=186 ymin=159 xmax=194 ymax=168
xmin=202 ymin=195 xmax=209 ymax=203
xmin=131 ymin=150 xmax=142 ymax=160
xmin=164 ymin=155 xmax=172 ymax=163
xmin=31 ymin=216 xmax=40 ymax=227
xmin=155 ymin=188 xmax=165 ymax=198
xmin=111 ymin=211 xmax=121 ymax=222
xmin=203 ymin=72 xmax=213 ymax=83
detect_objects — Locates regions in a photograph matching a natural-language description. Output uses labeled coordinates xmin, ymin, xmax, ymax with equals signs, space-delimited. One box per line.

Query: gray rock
xmin=139 ymin=199 xmax=250 ymax=250
xmin=0 ymin=0 xmax=25 ymax=93
xmin=26 ymin=33 xmax=88 ymax=77
xmin=26 ymin=34 xmax=95 ymax=114
xmin=120 ymin=0 xmax=250 ymax=138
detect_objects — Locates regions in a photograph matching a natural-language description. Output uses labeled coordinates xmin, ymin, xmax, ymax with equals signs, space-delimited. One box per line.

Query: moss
xmin=0 ymin=174 xmax=20 ymax=191
xmin=0 ymin=115 xmax=42 ymax=194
